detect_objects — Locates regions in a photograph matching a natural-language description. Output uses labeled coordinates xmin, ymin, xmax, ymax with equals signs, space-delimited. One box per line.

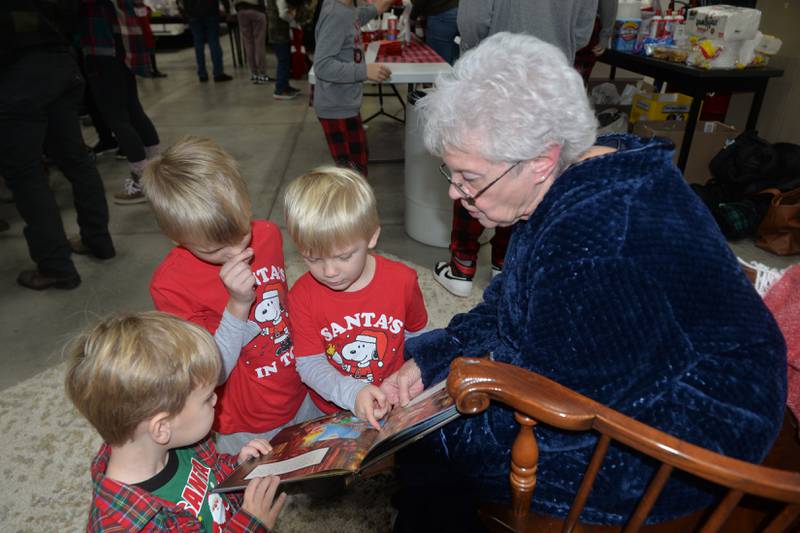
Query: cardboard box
xmin=633 ymin=120 xmax=739 ymax=184
xmin=629 ymin=91 xmax=694 ymax=123
xmin=686 ymin=5 xmax=761 ymax=42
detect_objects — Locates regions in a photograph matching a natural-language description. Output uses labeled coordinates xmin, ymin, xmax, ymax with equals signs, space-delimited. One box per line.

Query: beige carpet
xmin=0 ymin=254 xmax=486 ymax=532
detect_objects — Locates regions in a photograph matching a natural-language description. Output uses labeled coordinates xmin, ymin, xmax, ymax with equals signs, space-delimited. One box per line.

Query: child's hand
xmin=221 ymin=248 xmax=257 ymax=319
xmin=238 ymin=438 xmax=273 ymax=465
xmin=242 ymin=476 xmax=286 ymax=529
xmin=355 ymin=385 xmax=389 ymax=430
xmin=367 ymin=63 xmax=392 ymax=83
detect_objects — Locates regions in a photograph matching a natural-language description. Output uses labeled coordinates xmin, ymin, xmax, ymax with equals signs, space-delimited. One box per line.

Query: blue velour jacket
xmin=405 ymin=134 xmax=787 ymax=524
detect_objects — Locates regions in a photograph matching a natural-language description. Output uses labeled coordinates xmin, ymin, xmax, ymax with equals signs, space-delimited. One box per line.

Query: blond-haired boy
xmin=65 ymin=312 xmax=285 ymax=531
xmin=144 ymin=136 xmax=319 ymax=455
xmin=284 ymin=166 xmax=429 ymax=427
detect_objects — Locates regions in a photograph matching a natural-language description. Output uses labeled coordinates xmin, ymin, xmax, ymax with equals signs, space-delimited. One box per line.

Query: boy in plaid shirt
xmin=312 ymin=0 xmax=394 ymax=177
xmin=65 ymin=312 xmax=285 ymax=532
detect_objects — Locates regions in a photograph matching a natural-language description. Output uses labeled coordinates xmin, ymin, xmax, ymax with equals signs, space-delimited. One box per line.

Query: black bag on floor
xmin=709 ymin=130 xmax=779 ymax=189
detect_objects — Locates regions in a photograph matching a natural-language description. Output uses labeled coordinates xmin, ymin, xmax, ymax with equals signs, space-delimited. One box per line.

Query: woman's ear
xmin=529 ymin=145 xmax=562 ymax=181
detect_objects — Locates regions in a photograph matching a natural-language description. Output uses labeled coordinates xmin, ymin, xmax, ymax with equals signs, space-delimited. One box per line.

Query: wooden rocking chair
xmin=446 ymin=357 xmax=800 ymax=533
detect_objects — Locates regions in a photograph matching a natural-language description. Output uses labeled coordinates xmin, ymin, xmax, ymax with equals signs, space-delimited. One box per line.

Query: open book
xmin=214 ymin=381 xmax=459 ymax=493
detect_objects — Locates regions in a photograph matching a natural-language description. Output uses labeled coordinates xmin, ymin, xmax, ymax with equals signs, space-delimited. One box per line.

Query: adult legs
xmin=204 ymin=15 xmax=225 ymax=78
xmin=424 ymin=7 xmax=460 ymax=65
xmin=188 ymin=17 xmax=209 ymax=78
xmin=0 ymin=50 xmax=111 ymax=286
xmin=251 ymin=12 xmax=267 ymax=76
xmin=238 ymin=10 xmax=257 ymax=75
xmin=273 ymin=42 xmax=291 ymax=93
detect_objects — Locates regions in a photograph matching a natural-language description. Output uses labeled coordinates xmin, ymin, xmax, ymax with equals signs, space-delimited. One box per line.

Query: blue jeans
xmin=273 ymin=42 xmax=291 ymax=92
xmin=188 ymin=15 xmax=224 ymax=77
xmin=425 ymin=7 xmax=459 ymax=65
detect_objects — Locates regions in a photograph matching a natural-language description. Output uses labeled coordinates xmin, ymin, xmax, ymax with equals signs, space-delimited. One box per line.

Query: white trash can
xmin=404 ymin=90 xmax=452 ymax=248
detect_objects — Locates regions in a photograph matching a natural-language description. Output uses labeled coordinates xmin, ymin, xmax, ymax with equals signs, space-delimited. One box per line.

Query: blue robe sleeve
xmin=405 ymin=276 xmax=504 ymax=387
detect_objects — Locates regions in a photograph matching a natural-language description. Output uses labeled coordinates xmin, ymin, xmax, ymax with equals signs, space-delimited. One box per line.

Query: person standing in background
xmin=236 ymin=0 xmax=271 ymax=83
xmin=267 ymin=0 xmax=303 ymax=99
xmin=410 ymin=0 xmax=459 ymax=65
xmin=0 ymin=0 xmax=115 ymax=290
xmin=433 ymin=0 xmax=598 ymax=297
xmin=180 ymin=0 xmax=234 ymax=82
xmin=80 ymin=0 xmax=162 ymax=204
xmin=574 ymin=0 xmax=618 ymax=84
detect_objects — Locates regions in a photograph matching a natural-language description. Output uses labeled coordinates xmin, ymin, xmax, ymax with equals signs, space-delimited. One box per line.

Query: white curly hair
xmin=418 ymin=32 xmax=598 ymax=168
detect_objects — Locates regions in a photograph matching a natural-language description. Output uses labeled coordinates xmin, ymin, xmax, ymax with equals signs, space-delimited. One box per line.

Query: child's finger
xmin=366 ymin=406 xmax=381 ymax=430
xmin=267 ymin=491 xmax=287 ymax=525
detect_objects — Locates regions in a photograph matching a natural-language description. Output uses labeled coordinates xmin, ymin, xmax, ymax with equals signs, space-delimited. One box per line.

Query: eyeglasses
xmin=439 ymin=161 xmax=521 ymax=206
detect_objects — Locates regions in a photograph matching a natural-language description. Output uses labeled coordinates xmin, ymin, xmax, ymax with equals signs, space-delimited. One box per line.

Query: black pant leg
xmin=44 ymin=59 xmax=112 ymax=250
xmin=122 ymin=65 xmax=159 ymax=149
xmin=84 ymin=56 xmax=147 ymax=163
xmin=0 ymin=50 xmax=78 ymax=275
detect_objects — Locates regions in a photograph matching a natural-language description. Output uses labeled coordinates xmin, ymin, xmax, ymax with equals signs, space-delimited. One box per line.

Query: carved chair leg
xmin=511 ymin=412 xmax=539 ymax=519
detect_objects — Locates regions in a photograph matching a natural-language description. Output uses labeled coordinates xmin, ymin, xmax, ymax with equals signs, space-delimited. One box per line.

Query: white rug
xmin=0 ymin=255 xmax=486 ymax=532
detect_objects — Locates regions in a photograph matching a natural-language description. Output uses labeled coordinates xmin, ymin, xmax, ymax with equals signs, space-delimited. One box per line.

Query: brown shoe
xmin=17 ymin=269 xmax=81 ymax=290
xmin=69 ymin=235 xmax=116 ymax=260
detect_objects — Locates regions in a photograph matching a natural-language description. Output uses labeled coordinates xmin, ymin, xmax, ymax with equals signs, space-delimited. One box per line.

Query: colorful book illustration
xmin=214 ymin=381 xmax=459 ymax=493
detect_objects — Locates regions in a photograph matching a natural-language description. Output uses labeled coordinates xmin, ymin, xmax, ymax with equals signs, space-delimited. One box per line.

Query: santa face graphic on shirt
xmin=328 ymin=330 xmax=387 ymax=383
xmin=254 ymin=287 xmax=292 ymax=357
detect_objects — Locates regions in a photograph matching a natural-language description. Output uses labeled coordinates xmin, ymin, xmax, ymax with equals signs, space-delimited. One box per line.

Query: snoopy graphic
xmin=330 ymin=331 xmax=387 ymax=383
xmin=254 ymin=289 xmax=291 ymax=356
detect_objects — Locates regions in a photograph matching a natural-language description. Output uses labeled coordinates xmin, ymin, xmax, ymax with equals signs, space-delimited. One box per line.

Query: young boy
xmin=65 ymin=311 xmax=285 ymax=531
xmin=143 ymin=136 xmax=320 ymax=455
xmin=284 ymin=166 xmax=429 ymax=428
xmin=313 ymin=0 xmax=394 ymax=177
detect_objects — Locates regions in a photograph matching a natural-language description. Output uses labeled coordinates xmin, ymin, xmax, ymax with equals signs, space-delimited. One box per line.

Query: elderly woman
xmin=385 ymin=32 xmax=786 ymax=526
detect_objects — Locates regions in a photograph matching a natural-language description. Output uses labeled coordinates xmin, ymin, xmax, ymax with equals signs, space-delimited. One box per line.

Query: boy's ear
xmin=368 ymin=227 xmax=381 ymax=249
xmin=148 ymin=412 xmax=173 ymax=445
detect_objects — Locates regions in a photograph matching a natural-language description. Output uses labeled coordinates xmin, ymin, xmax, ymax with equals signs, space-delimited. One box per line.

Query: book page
xmin=245 ymin=448 xmax=329 ymax=480
xmin=372 ymin=380 xmax=456 ymax=448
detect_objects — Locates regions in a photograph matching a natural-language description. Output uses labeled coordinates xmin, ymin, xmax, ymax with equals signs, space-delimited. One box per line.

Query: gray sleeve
xmin=357 ymin=4 xmax=378 ymax=27
xmin=314 ymin=6 xmax=369 ymax=83
xmin=574 ymin=0 xmax=600 ymax=51
xmin=457 ymin=0 xmax=493 ymax=53
xmin=214 ymin=309 xmax=261 ymax=384
xmin=295 ymin=354 xmax=367 ymax=413
xmin=597 ymin=0 xmax=618 ymax=46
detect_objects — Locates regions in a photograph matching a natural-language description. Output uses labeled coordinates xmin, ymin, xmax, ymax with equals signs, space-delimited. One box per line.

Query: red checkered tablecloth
xmin=374 ymin=36 xmax=445 ymax=64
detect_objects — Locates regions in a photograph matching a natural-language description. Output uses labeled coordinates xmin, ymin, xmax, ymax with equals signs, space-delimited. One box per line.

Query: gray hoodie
xmin=457 ymin=0 xmax=599 ymax=61
xmin=313 ymin=0 xmax=379 ymax=119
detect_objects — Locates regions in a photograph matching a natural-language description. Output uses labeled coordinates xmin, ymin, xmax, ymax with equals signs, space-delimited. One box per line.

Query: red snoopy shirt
xmin=150 ymin=220 xmax=306 ymax=434
xmin=289 ymin=254 xmax=428 ymax=413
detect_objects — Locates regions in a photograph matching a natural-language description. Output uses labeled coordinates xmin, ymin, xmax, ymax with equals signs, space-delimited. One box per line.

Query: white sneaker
xmin=433 ymin=261 xmax=473 ymax=297
xmin=737 ymin=257 xmax=788 ymax=297
xmin=113 ymin=176 xmax=147 ymax=205
xmin=491 ymin=265 xmax=502 ymax=278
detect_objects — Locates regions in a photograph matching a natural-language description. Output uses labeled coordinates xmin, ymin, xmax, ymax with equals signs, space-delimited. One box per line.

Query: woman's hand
xmin=380 ymin=359 xmax=423 ymax=407
xmin=355 ymin=384 xmax=389 ymax=429
xmin=238 ymin=438 xmax=273 ymax=465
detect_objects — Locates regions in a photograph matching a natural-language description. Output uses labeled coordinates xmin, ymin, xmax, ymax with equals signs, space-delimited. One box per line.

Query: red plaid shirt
xmin=80 ymin=0 xmax=152 ymax=75
xmin=88 ymin=439 xmax=268 ymax=532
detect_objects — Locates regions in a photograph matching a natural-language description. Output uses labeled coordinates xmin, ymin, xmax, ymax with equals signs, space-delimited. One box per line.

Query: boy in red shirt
xmin=65 ymin=311 xmax=285 ymax=532
xmin=144 ymin=137 xmax=321 ymax=455
xmin=284 ymin=166 xmax=429 ymax=428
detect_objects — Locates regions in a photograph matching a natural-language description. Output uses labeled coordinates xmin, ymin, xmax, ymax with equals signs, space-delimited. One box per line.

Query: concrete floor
xmin=0 ymin=40 xmax=796 ymax=392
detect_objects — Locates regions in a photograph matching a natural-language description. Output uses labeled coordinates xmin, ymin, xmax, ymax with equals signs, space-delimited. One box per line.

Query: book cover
xmin=214 ymin=381 xmax=458 ymax=493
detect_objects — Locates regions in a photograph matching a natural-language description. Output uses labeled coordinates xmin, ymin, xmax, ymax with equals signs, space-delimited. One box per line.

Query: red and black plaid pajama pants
xmin=318 ymin=115 xmax=369 ymax=178
xmin=449 ymin=200 xmax=511 ymax=277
